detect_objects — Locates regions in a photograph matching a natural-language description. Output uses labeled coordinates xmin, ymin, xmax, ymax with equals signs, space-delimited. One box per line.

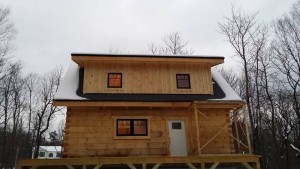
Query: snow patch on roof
xmin=54 ymin=62 xmax=87 ymax=100
xmin=53 ymin=61 xmax=242 ymax=102
xmin=39 ymin=146 xmax=62 ymax=152
xmin=210 ymin=68 xmax=242 ymax=101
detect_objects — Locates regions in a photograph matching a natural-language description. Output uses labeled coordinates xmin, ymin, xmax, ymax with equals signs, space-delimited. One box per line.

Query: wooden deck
xmin=17 ymin=154 xmax=260 ymax=169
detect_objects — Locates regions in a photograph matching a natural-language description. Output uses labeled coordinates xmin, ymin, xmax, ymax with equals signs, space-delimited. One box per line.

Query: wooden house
xmin=18 ymin=53 xmax=260 ymax=169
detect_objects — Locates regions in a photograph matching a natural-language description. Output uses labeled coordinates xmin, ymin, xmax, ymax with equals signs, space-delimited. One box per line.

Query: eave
xmin=71 ymin=53 xmax=224 ymax=67
xmin=53 ymin=101 xmax=191 ymax=108
xmin=53 ymin=100 xmax=244 ymax=110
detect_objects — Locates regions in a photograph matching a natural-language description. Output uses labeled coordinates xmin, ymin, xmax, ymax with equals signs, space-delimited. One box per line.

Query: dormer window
xmin=176 ymin=74 xmax=190 ymax=89
xmin=108 ymin=73 xmax=122 ymax=88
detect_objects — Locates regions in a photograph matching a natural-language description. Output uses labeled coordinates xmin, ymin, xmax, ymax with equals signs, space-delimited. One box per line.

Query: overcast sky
xmin=0 ymin=0 xmax=297 ymax=75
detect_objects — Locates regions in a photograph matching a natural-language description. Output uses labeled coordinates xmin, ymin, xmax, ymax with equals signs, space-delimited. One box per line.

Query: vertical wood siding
xmin=83 ymin=62 xmax=213 ymax=94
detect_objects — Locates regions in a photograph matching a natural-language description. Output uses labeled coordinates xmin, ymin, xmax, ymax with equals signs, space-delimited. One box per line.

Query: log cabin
xmin=18 ymin=53 xmax=260 ymax=169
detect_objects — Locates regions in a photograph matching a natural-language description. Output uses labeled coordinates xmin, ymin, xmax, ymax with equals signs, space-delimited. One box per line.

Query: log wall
xmin=63 ymin=106 xmax=233 ymax=157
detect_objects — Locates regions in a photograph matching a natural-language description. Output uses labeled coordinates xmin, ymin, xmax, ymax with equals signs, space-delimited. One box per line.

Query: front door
xmin=168 ymin=120 xmax=187 ymax=156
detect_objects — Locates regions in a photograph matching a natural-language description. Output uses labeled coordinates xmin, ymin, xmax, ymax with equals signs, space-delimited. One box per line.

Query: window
xmin=108 ymin=73 xmax=122 ymax=88
xmin=117 ymin=119 xmax=147 ymax=136
xmin=172 ymin=122 xmax=182 ymax=129
xmin=38 ymin=152 xmax=45 ymax=157
xmin=57 ymin=152 xmax=61 ymax=157
xmin=48 ymin=153 xmax=53 ymax=157
xmin=176 ymin=74 xmax=190 ymax=89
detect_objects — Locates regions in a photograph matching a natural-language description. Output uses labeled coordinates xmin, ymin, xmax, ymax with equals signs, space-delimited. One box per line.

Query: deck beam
xmin=18 ymin=155 xmax=260 ymax=169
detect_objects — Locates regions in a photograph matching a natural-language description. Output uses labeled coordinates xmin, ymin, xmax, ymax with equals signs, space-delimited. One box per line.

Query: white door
xmin=168 ymin=120 xmax=188 ymax=156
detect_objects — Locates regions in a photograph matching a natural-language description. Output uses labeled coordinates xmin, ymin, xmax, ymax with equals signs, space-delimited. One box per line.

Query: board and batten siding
xmin=83 ymin=62 xmax=213 ymax=94
xmin=63 ymin=107 xmax=233 ymax=157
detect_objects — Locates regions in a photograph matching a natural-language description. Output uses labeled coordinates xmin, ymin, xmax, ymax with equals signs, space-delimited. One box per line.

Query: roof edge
xmin=71 ymin=53 xmax=225 ymax=59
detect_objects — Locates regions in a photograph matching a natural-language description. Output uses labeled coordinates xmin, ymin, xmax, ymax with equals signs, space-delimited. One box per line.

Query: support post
xmin=242 ymin=162 xmax=254 ymax=169
xmin=186 ymin=163 xmax=197 ymax=169
xmin=233 ymin=109 xmax=241 ymax=152
xmin=127 ymin=164 xmax=136 ymax=169
xmin=193 ymin=103 xmax=201 ymax=155
xmin=210 ymin=162 xmax=219 ymax=169
xmin=94 ymin=164 xmax=103 ymax=169
xmin=242 ymin=106 xmax=253 ymax=154
xmin=152 ymin=163 xmax=161 ymax=169
xmin=67 ymin=165 xmax=75 ymax=169
xmin=201 ymin=163 xmax=205 ymax=169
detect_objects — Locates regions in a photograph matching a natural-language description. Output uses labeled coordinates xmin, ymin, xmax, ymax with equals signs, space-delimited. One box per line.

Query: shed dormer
xmin=71 ymin=53 xmax=224 ymax=95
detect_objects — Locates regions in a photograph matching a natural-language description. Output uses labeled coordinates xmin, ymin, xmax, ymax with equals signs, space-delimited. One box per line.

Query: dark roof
xmin=71 ymin=53 xmax=224 ymax=60
xmin=55 ymin=68 xmax=225 ymax=102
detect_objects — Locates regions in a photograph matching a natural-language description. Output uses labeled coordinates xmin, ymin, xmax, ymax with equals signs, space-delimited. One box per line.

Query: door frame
xmin=166 ymin=118 xmax=190 ymax=156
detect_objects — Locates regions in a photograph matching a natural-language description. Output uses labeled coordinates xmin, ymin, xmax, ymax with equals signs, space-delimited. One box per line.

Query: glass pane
xmin=57 ymin=152 xmax=61 ymax=157
xmin=39 ymin=152 xmax=45 ymax=157
xmin=109 ymin=79 xmax=121 ymax=87
xmin=177 ymin=79 xmax=190 ymax=88
xmin=177 ymin=74 xmax=189 ymax=80
xmin=108 ymin=73 xmax=122 ymax=87
xmin=117 ymin=120 xmax=131 ymax=135
xmin=133 ymin=120 xmax=147 ymax=135
xmin=172 ymin=122 xmax=182 ymax=129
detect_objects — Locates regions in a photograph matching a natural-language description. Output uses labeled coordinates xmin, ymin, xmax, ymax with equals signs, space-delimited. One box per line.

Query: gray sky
xmin=0 ymin=0 xmax=297 ymax=74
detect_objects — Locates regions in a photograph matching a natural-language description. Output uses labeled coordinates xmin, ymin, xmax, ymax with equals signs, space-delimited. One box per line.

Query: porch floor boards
xmin=18 ymin=154 xmax=260 ymax=169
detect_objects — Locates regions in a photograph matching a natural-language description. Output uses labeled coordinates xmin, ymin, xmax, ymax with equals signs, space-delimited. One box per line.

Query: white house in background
xmin=32 ymin=146 xmax=62 ymax=159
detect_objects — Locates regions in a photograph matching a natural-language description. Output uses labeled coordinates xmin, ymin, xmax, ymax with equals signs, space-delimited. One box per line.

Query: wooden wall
xmin=83 ymin=62 xmax=213 ymax=94
xmin=63 ymin=106 xmax=233 ymax=157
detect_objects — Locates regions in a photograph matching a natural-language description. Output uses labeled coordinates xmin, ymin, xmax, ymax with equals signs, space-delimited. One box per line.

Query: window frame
xmin=176 ymin=74 xmax=191 ymax=89
xmin=113 ymin=116 xmax=151 ymax=139
xmin=116 ymin=119 xmax=148 ymax=136
xmin=107 ymin=73 xmax=122 ymax=88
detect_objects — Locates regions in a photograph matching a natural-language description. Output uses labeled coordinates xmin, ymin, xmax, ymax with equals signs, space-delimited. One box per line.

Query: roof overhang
xmin=53 ymin=100 xmax=244 ymax=110
xmin=193 ymin=100 xmax=245 ymax=109
xmin=53 ymin=101 xmax=191 ymax=108
xmin=71 ymin=53 xmax=224 ymax=67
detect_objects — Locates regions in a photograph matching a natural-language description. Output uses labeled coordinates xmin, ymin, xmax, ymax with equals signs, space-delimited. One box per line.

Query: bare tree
xmin=219 ymin=6 xmax=260 ymax=152
xmin=0 ymin=8 xmax=16 ymax=82
xmin=148 ymin=32 xmax=194 ymax=55
xmin=272 ymin=1 xmax=300 ymax=128
xmin=32 ymin=67 xmax=63 ymax=158
xmin=24 ymin=73 xmax=39 ymax=157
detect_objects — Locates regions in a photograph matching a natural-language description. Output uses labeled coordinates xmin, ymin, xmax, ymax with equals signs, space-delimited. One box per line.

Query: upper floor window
xmin=176 ymin=74 xmax=190 ymax=89
xmin=116 ymin=119 xmax=148 ymax=136
xmin=108 ymin=73 xmax=122 ymax=88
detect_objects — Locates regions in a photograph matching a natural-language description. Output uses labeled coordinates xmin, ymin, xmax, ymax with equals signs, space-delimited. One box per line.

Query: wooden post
xmin=233 ymin=109 xmax=241 ymax=152
xmin=242 ymin=106 xmax=253 ymax=154
xmin=193 ymin=103 xmax=201 ymax=155
xmin=201 ymin=163 xmax=205 ymax=169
